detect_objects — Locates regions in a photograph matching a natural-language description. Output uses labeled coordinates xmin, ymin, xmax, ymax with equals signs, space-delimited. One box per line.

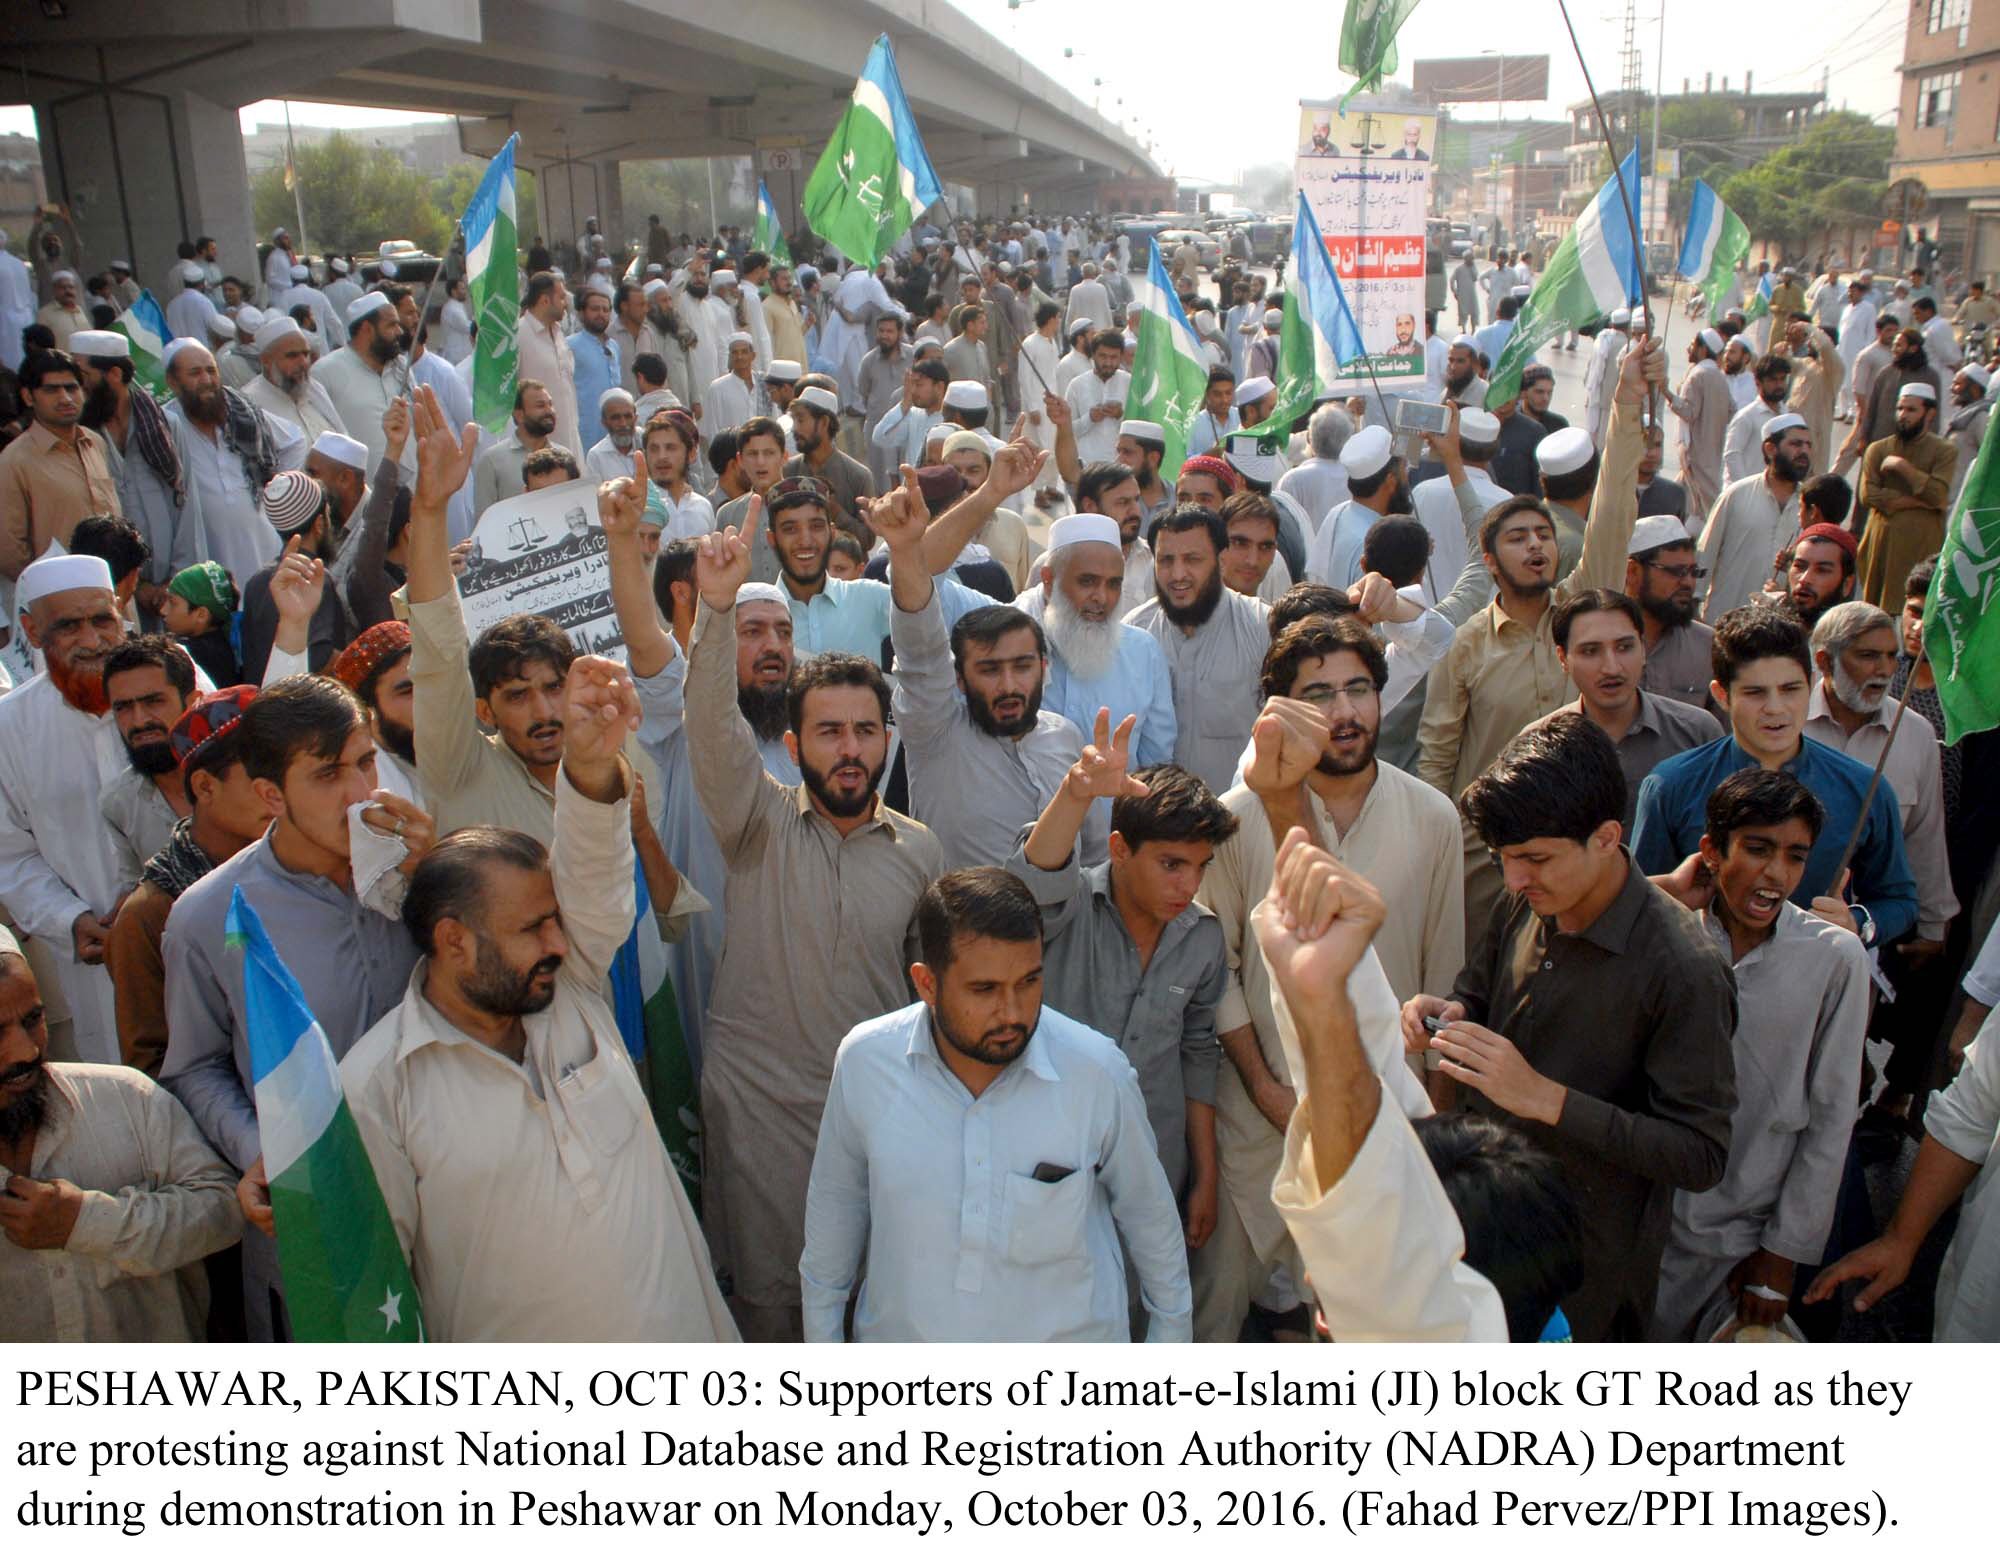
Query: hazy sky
xmin=2 ymin=0 xmax=1903 ymax=178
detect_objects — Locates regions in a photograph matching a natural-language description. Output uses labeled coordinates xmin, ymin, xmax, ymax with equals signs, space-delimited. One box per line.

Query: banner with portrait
xmin=1296 ymin=102 xmax=1435 ymax=393
xmin=456 ymin=478 xmax=626 ymax=660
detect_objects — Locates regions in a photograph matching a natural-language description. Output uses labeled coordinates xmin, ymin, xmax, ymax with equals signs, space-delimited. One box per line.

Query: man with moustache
xmin=801 ymin=865 xmax=1191 ymax=1342
xmin=1723 ymin=355 xmax=1795 ymax=483
xmin=311 ymin=293 xmax=407 ymax=475
xmin=684 ymin=515 xmax=945 ymax=1341
xmin=474 ymin=379 xmax=561 ymax=518
xmin=97 ymin=637 xmax=198 ymax=890
xmin=783 ymin=385 xmax=876 ymax=540
xmin=585 ymin=388 xmax=641 ymax=483
xmin=0 ymin=945 xmax=242 ymax=1341
xmin=0 ymin=349 xmax=123 ymax=578
xmin=856 ymin=312 xmax=915 ymax=491
xmin=1782 ymin=520 xmax=1860 ymax=632
xmin=162 ymin=338 xmax=296 ymax=586
xmin=0 ymin=554 xmax=134 ymax=1063
xmin=1696 ymin=413 xmax=1809 ymax=624
xmin=1667 ymin=328 xmax=1732 ymax=523
xmin=1856 ymin=382 xmax=1956 ymax=612
xmin=242 ymin=315 xmax=349 ymax=446
xmin=1620 ymin=514 xmax=1716 ymax=712
xmin=1944 ymin=364 xmax=1991 ymax=511
xmin=1634 ymin=421 xmax=1687 ymax=522
xmin=327 ymin=621 xmax=423 ymax=810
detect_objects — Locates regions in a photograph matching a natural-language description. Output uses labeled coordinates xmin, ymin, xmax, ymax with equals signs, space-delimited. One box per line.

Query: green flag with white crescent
xmin=801 ymin=34 xmax=945 ymax=268
xmin=754 ymin=179 xmax=792 ymax=267
xmin=1925 ymin=402 xmax=2000 ymax=743
xmin=1338 ymin=0 xmax=1423 ymax=110
xmin=113 ymin=291 xmax=170 ymax=399
xmin=463 ymin=133 xmax=520 ymax=434
xmin=1127 ymin=240 xmax=1211 ymax=482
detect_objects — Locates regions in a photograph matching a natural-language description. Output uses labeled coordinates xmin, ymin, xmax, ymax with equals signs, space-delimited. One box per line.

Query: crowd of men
xmin=0 ymin=207 xmax=1996 ymax=1347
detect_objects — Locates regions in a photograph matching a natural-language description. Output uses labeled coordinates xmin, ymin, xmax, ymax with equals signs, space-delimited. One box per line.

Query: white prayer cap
xmin=1628 ymin=309 xmax=1649 ymax=331
xmin=110 ymin=258 xmax=132 ymax=272
xmin=599 ymin=386 xmax=635 ymax=410
xmin=1119 ymin=419 xmax=1165 ymax=443
xmin=346 ymin=290 xmax=393 ymax=327
xmin=254 ymin=315 xmax=307 ymax=353
xmin=205 ymin=312 xmax=237 ymax=340
xmin=1262 ymin=308 xmax=1283 ymax=327
xmin=1339 ymin=425 xmax=1394 ymax=480
xmin=763 ymin=359 xmax=803 ymax=383
xmin=726 ymin=330 xmax=754 ymax=349
xmin=1193 ymin=308 xmax=1217 ymax=330
xmin=1857 ymin=268 xmax=1875 ymax=281
xmin=642 ymin=278 xmax=668 ymax=297
xmin=272 ymin=226 xmax=289 ymax=239
xmin=944 ymin=379 xmax=989 ymax=410
xmin=1233 ymin=374 xmax=1275 ymax=406
xmin=1761 ymin=412 xmax=1808 ymax=439
xmin=735 ymin=582 xmax=789 ymax=609
xmin=178 ymin=260 xmax=205 ymax=284
xmin=17 ymin=551 xmax=114 ymax=609
xmin=311 ymin=431 xmax=369 ymax=471
xmin=942 ymin=429 xmax=992 ymax=461
xmin=1627 ymin=514 xmax=1690 ymax=557
xmin=1898 ymin=381 xmax=1938 ymax=404
xmin=1697 ymin=327 xmax=1724 ymax=355
xmin=592 ymin=257 xmax=613 ymax=272
xmin=1046 ymin=512 xmax=1122 ymax=555
xmin=235 ymin=305 xmax=266 ymax=334
xmin=796 ymin=385 xmax=839 ymax=416
xmin=290 ymin=262 xmax=309 ymax=281
xmin=328 ymin=256 xmax=350 ymax=274
xmin=1961 ymin=363 xmax=1993 ymax=389
xmin=645 ymin=263 xmax=664 ymax=276
xmin=1458 ymin=408 xmax=1500 ymax=443
xmin=711 ymin=269 xmax=739 ymax=287
xmin=584 ymin=278 xmax=613 ymax=299
xmin=1223 ymin=431 xmax=1286 ymax=485
xmin=1609 ymin=307 xmax=1631 ymax=326
xmin=67 ymin=330 xmax=129 ymax=360
xmin=1067 ymin=317 xmax=1097 ymax=340
xmin=1510 ymin=285 xmax=1532 ymax=299
xmin=1536 ymin=426 xmax=1596 ymax=476
xmin=161 ymin=337 xmax=208 ymax=372
xmin=1450 ymin=333 xmax=1478 ymax=351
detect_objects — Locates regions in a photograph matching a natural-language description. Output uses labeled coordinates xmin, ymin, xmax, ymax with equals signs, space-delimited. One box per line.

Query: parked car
xmin=1157 ymin=228 xmax=1222 ymax=269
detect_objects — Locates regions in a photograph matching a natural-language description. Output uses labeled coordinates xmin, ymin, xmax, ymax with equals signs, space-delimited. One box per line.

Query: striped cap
xmin=262 ymin=469 xmax=329 ymax=534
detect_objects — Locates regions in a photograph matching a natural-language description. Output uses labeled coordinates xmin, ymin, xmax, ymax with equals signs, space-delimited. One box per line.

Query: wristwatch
xmin=1850 ymin=901 xmax=1876 ymax=947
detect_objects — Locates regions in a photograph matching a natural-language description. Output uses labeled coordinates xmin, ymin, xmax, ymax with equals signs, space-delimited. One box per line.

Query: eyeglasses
xmin=1298 ymin=679 xmax=1380 ymax=707
xmin=1644 ymin=562 xmax=1708 ymax=583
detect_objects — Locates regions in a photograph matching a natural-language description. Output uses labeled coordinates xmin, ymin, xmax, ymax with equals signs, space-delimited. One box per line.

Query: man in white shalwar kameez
xmin=822 ymin=262 xmax=893 ymax=409
xmin=0 ymin=555 xmax=132 ymax=1064
xmin=1836 ymin=282 xmax=1878 ymax=420
xmin=0 ymin=229 xmax=39 ymax=373
xmin=1583 ymin=309 xmax=1629 ymax=449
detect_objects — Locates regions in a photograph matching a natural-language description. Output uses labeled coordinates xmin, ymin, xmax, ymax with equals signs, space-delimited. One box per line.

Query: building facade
xmin=1891 ymin=0 xmax=2000 ymax=283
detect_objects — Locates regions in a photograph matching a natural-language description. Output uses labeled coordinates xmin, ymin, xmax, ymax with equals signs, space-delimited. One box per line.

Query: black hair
xmin=916 ymin=866 xmax=1044 ymax=973
xmin=1496 ymin=295 xmax=1521 ymax=321
xmin=402 ymin=827 xmax=550 ymax=955
xmin=1458 ymin=710 xmax=1626 ymax=847
xmin=786 ymin=651 xmax=891 ymax=733
xmin=707 ymin=427 xmax=740 ymax=476
xmin=238 ymin=674 xmax=368 ymax=786
xmin=1752 ymin=352 xmax=1792 ymax=380
xmin=522 ymin=270 xmax=563 ymax=311
xmin=1089 ymin=328 xmax=1124 ymax=357
xmin=1799 ymin=473 xmax=1853 ymax=528
xmin=512 ymin=377 xmax=547 ymax=414
xmin=949 ymin=604 xmax=1046 ymax=672
xmin=1905 ymin=553 xmax=1939 ymax=600
xmin=1539 ymin=452 xmax=1600 ymax=505
xmin=1146 ymin=502 xmax=1227 ymax=555
xmin=1345 ymin=456 xmax=1401 ymax=503
xmin=1208 ymin=363 xmax=1237 ymax=387
xmin=1711 ymin=605 xmax=1811 ymax=690
xmin=1260 ymin=616 xmax=1387 ymax=702
xmin=1077 ymin=461 xmax=1138 ymax=510
xmin=829 ymin=531 xmax=868 ymax=566
xmin=68 ymin=515 xmax=151 ymax=583
xmin=468 ymin=613 xmax=575 ymax=700
xmin=737 ymin=415 xmax=785 ymax=452
xmin=654 ymin=538 xmax=699 ymax=620
xmin=632 ymin=352 xmax=667 ymax=388
xmin=1111 ymin=764 xmax=1239 ymax=851
xmin=522 ymin=446 xmax=580 ymax=483
xmin=1268 ymin=581 xmax=1356 ymax=637
xmin=19 ymin=351 xmax=79 ymax=393
xmin=1480 ymin=495 xmax=1558 ymax=556
xmin=1413 ymin=1113 xmax=1584 ymax=1343
xmin=1704 ymin=767 xmax=1825 ymax=854
xmin=102 ymin=633 xmax=196 ymax=699
xmin=1035 ymin=300 xmax=1061 ymax=328
xmin=740 ymin=250 xmax=770 ymax=275
xmin=1360 ymin=515 xmax=1430 ymax=589
xmin=1549 ymin=587 xmax=1644 ymax=650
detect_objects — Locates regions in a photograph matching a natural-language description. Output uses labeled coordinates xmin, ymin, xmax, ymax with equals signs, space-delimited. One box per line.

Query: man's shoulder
xmin=1374 ymin=758 xmax=1462 ymax=831
xmin=163 ymin=842 xmax=268 ymax=950
xmin=1033 ymin=1005 xmax=1135 ymax=1081
xmin=834 ymin=1000 xmax=926 ymax=1068
xmin=1798 ymin=734 xmax=1882 ymax=793
xmin=1645 ymin=690 xmax=1724 ymax=742
xmin=1647 ymin=734 xmax=1733 ymax=796
xmin=1771 ymin=900 xmax=1870 ymax=978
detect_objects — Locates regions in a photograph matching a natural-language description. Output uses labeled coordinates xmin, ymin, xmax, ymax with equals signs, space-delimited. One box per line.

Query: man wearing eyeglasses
xmin=1532 ymin=588 xmax=1721 ymax=833
xmin=1623 ymin=514 xmax=1718 ymax=715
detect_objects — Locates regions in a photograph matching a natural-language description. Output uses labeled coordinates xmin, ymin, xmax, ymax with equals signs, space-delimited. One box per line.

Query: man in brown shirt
xmin=106 ymin=687 xmax=268 ymax=1076
xmin=1403 ymin=712 xmax=1738 ymax=1341
xmin=0 ymin=350 xmax=122 ymax=580
xmin=782 ymin=384 xmax=876 ymax=542
xmin=1856 ymin=382 xmax=1957 ymax=612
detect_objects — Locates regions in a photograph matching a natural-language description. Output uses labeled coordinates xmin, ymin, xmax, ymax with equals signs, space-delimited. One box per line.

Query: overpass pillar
xmin=36 ymin=87 xmax=254 ymax=300
xmin=534 ymin=157 xmax=625 ymax=266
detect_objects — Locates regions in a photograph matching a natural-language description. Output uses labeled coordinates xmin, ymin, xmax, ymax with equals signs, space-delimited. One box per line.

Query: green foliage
xmin=250 ymin=132 xmax=538 ymax=259
xmin=620 ymin=159 xmax=748 ymax=236
xmin=1717 ymin=111 xmax=1893 ymax=251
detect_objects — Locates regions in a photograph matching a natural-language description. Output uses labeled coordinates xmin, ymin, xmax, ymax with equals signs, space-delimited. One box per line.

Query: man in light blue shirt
xmin=567 ymin=285 xmax=622 ymax=455
xmin=869 ymin=358 xmax=946 ymax=471
xmin=800 ymin=866 xmax=1193 ymax=1341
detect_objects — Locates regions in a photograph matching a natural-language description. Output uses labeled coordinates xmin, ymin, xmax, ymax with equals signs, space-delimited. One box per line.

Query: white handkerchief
xmin=348 ymin=800 xmax=410 ymax=919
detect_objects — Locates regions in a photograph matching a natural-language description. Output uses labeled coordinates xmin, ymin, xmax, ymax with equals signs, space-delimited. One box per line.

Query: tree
xmin=1657 ymin=98 xmax=1742 ymax=224
xmin=1718 ymin=111 xmax=1893 ymax=255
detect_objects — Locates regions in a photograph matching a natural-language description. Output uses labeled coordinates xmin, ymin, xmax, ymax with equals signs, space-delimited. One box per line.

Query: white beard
xmin=1831 ymin=661 xmax=1888 ymax=716
xmin=1045 ymin=587 xmax=1121 ymax=682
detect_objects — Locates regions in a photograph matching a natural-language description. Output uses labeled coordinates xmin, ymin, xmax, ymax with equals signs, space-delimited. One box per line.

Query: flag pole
xmin=283 ymin=100 xmax=310 ymax=257
xmin=1831 ymin=687 xmax=1916 ymax=887
xmin=397 ymin=221 xmax=460 ymax=400
xmin=1555 ymin=0 xmax=1657 ymax=424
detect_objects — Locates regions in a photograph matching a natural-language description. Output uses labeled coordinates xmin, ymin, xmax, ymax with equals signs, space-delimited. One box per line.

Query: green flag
xmin=1675 ymin=180 xmax=1753 ymax=327
xmin=801 ymin=34 xmax=945 ymax=269
xmin=113 ymin=291 xmax=170 ymax=399
xmin=1128 ymin=240 xmax=1211 ymax=482
xmin=463 ymin=133 xmax=520 ymax=434
xmin=228 ymin=889 xmax=423 ymax=1342
xmin=1338 ymin=0 xmax=1424 ymax=110
xmin=754 ymin=179 xmax=792 ymax=268
xmin=1924 ymin=404 xmax=2000 ymax=742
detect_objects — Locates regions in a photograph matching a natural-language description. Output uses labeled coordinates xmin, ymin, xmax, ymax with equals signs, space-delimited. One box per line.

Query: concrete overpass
xmin=5 ymin=0 xmax=1163 ymax=288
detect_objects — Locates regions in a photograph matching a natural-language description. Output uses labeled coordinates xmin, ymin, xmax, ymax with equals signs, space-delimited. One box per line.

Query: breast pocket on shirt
xmin=558 ymin=1052 xmax=640 ymax=1160
xmin=1005 ymin=1170 xmax=1092 ymax=1269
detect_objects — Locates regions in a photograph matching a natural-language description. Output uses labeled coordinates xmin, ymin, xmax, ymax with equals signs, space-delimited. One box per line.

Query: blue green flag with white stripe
xmin=463 ymin=133 xmax=521 ymax=434
xmin=113 ymin=291 xmax=170 ymax=399
xmin=801 ymin=34 xmax=944 ymax=268
xmin=229 ymin=888 xmax=423 ymax=1343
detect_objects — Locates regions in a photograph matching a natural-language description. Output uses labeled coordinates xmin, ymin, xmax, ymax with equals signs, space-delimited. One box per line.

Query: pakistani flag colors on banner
xmin=1127 ymin=239 xmax=1211 ymax=482
xmin=463 ymin=132 xmax=521 ymax=434
xmin=114 ymin=291 xmax=170 ymax=398
xmin=754 ymin=179 xmax=793 ymax=267
xmin=1677 ymin=180 xmax=1752 ymax=326
xmin=801 ymin=34 xmax=944 ymax=269
xmin=1924 ymin=403 xmax=2000 ymax=743
xmin=1338 ymin=0 xmax=1423 ymax=110
xmin=1741 ymin=269 xmax=1776 ymax=324
xmin=1486 ymin=148 xmax=1644 ymax=410
xmin=1262 ymin=190 xmax=1369 ymax=448
xmin=227 ymin=888 xmax=422 ymax=1343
